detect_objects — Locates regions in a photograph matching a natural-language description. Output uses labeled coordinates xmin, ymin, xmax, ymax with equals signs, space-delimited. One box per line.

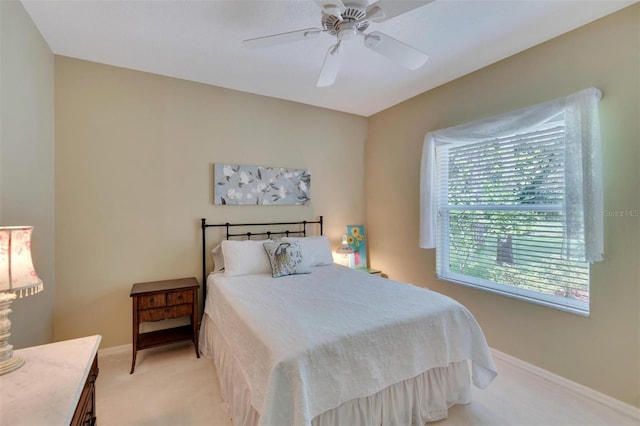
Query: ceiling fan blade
xmin=243 ymin=28 xmax=323 ymax=49
xmin=363 ymin=31 xmax=428 ymax=70
xmin=313 ymin=0 xmax=346 ymax=20
xmin=366 ymin=0 xmax=434 ymax=23
xmin=360 ymin=5 xmax=385 ymax=23
xmin=316 ymin=43 xmax=343 ymax=87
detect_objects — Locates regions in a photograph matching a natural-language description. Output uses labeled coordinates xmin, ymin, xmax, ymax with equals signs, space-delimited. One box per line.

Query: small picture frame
xmin=346 ymin=225 xmax=367 ymax=268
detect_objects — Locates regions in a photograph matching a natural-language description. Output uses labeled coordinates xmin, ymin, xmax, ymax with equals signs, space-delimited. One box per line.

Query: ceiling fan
xmin=243 ymin=0 xmax=433 ymax=87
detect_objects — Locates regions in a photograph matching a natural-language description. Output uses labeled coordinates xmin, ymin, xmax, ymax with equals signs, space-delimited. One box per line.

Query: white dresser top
xmin=0 ymin=335 xmax=101 ymax=426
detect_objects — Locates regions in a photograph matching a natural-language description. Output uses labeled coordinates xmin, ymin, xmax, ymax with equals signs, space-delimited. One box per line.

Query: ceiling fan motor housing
xmin=322 ymin=6 xmax=370 ymax=38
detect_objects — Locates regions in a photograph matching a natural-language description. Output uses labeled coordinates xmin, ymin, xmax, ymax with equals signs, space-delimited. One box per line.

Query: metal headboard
xmin=200 ymin=216 xmax=324 ymax=302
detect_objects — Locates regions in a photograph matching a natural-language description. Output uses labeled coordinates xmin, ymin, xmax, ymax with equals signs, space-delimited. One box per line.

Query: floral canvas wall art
xmin=346 ymin=225 xmax=367 ymax=268
xmin=214 ymin=164 xmax=311 ymax=205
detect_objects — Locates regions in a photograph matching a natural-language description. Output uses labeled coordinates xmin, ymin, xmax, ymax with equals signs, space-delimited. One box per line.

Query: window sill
xmin=437 ymin=273 xmax=590 ymax=317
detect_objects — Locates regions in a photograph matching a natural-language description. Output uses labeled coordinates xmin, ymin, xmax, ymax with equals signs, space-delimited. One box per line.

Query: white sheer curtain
xmin=419 ymin=87 xmax=603 ymax=263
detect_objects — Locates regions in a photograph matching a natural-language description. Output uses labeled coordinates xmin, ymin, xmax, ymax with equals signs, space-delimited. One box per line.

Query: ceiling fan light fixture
xmin=337 ymin=22 xmax=358 ymax=41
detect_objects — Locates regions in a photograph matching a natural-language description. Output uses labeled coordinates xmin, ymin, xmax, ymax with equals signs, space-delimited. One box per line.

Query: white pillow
xmin=282 ymin=236 xmax=334 ymax=267
xmin=222 ymin=239 xmax=272 ymax=277
xmin=211 ymin=244 xmax=225 ymax=273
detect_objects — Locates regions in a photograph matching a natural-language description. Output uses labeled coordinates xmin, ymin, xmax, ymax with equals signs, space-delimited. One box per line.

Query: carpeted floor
xmin=96 ymin=342 xmax=638 ymax=426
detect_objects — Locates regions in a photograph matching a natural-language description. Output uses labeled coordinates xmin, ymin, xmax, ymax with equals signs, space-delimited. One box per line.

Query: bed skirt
xmin=199 ymin=313 xmax=473 ymax=426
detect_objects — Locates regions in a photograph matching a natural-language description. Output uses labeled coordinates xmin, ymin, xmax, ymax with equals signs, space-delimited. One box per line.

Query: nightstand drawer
xmin=139 ymin=304 xmax=193 ymax=322
xmin=167 ymin=290 xmax=193 ymax=306
xmin=168 ymin=303 xmax=193 ymax=318
xmin=138 ymin=293 xmax=166 ymax=309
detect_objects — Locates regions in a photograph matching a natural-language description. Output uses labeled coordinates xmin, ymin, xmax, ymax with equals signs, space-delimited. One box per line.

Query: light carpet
xmin=96 ymin=342 xmax=638 ymax=426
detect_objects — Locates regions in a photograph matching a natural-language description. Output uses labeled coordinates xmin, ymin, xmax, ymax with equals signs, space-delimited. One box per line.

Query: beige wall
xmin=0 ymin=0 xmax=55 ymax=348
xmin=366 ymin=5 xmax=639 ymax=407
xmin=54 ymin=57 xmax=368 ymax=348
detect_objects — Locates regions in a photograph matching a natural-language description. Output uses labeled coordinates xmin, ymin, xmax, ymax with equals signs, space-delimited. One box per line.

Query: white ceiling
xmin=21 ymin=0 xmax=635 ymax=117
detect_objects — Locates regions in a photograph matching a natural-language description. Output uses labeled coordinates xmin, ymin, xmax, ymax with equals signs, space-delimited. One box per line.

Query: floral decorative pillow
xmin=263 ymin=241 xmax=311 ymax=278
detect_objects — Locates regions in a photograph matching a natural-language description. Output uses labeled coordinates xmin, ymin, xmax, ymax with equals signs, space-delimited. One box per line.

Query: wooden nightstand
xmin=130 ymin=277 xmax=199 ymax=374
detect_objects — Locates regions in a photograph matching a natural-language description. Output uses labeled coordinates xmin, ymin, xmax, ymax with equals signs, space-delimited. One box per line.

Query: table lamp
xmin=335 ymin=234 xmax=355 ymax=267
xmin=0 ymin=226 xmax=43 ymax=375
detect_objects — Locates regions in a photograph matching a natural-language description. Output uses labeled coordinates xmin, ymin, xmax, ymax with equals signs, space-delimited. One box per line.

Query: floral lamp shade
xmin=0 ymin=226 xmax=43 ymax=375
xmin=0 ymin=226 xmax=43 ymax=296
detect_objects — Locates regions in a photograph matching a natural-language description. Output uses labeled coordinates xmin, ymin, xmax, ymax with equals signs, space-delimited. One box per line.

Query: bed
xmin=198 ymin=217 xmax=497 ymax=426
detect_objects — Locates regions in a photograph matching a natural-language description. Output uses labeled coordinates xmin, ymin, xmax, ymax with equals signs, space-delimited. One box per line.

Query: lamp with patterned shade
xmin=0 ymin=226 xmax=43 ymax=375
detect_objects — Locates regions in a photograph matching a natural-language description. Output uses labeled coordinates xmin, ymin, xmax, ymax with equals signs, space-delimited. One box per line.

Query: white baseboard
xmin=490 ymin=348 xmax=640 ymax=421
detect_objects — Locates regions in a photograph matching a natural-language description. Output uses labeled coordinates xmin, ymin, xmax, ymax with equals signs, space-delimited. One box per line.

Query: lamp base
xmin=0 ymin=352 xmax=24 ymax=375
xmin=0 ymin=292 xmax=25 ymax=375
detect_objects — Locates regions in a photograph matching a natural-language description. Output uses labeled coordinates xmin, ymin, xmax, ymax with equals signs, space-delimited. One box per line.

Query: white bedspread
xmin=204 ymin=264 xmax=497 ymax=426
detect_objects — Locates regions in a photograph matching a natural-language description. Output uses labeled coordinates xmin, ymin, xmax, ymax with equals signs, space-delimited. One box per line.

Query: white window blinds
xmin=420 ymin=88 xmax=603 ymax=315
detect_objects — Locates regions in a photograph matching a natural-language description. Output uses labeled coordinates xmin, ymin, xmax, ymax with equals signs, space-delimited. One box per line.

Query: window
xmin=420 ymin=88 xmax=603 ymax=316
